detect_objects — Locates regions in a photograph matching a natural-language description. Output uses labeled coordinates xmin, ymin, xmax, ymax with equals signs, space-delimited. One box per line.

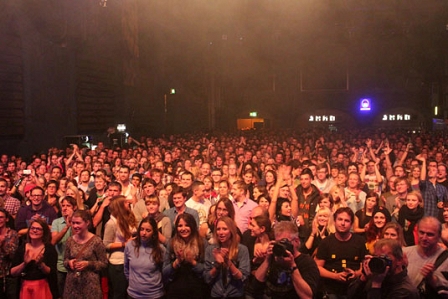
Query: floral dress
xmin=63 ymin=235 xmax=107 ymax=298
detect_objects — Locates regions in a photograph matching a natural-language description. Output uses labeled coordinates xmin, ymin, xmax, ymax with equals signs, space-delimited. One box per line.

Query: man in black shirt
xmin=315 ymin=207 xmax=368 ymax=298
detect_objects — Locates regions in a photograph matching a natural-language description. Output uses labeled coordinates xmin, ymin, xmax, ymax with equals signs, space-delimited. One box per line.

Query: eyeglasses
xmin=31 ymin=194 xmax=43 ymax=197
xmin=30 ymin=227 xmax=43 ymax=232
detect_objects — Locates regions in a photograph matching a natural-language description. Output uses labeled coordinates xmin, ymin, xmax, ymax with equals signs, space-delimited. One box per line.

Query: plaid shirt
xmin=419 ymin=180 xmax=448 ymax=217
xmin=2 ymin=195 xmax=21 ymax=217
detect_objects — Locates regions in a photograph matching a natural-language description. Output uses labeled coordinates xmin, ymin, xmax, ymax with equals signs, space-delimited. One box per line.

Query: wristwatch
xmin=211 ymin=261 xmax=222 ymax=269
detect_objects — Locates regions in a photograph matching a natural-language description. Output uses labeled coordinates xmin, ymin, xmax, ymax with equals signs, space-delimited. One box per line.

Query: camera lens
xmin=368 ymin=257 xmax=389 ymax=273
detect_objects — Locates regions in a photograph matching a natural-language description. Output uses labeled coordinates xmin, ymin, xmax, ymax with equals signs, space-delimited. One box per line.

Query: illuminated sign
xmin=360 ymin=98 xmax=371 ymax=111
xmin=382 ymin=114 xmax=411 ymax=121
xmin=309 ymin=115 xmax=336 ymax=122
xmin=117 ymin=124 xmax=126 ymax=132
xmin=249 ymin=112 xmax=257 ymax=117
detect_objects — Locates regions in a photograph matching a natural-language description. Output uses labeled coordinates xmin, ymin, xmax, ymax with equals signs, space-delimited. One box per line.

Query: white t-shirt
xmin=185 ymin=198 xmax=211 ymax=225
xmin=403 ymin=245 xmax=448 ymax=290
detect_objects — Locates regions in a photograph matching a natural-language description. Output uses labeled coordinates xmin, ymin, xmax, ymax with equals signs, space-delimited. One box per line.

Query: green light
xmin=170 ymin=89 xmax=176 ymax=94
xmin=249 ymin=112 xmax=257 ymax=117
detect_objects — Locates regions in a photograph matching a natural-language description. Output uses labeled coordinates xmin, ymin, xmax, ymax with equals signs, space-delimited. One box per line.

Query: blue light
xmin=360 ymin=98 xmax=371 ymax=111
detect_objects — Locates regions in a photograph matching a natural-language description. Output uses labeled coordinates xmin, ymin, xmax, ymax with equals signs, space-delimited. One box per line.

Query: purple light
xmin=360 ymin=98 xmax=371 ymax=111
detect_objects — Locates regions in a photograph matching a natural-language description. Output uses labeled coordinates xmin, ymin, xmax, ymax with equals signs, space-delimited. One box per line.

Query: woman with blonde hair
xmin=329 ymin=185 xmax=346 ymax=210
xmin=65 ymin=185 xmax=86 ymax=210
xmin=103 ymin=196 xmax=138 ymax=299
xmin=302 ymin=207 xmax=335 ymax=256
xmin=397 ymin=190 xmax=424 ymax=246
xmin=204 ymin=216 xmax=250 ymax=298
xmin=57 ymin=177 xmax=69 ymax=197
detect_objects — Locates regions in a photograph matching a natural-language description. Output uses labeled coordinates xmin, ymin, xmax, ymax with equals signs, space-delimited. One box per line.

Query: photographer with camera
xmin=250 ymin=221 xmax=319 ymax=299
xmin=348 ymin=238 xmax=418 ymax=299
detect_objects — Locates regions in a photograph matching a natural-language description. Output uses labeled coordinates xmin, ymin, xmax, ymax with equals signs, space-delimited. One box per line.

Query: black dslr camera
xmin=272 ymin=238 xmax=294 ymax=257
xmin=368 ymin=255 xmax=392 ymax=273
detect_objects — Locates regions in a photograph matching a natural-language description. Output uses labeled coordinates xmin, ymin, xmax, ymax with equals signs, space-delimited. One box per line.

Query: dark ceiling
xmin=0 ymin=0 xmax=448 ymax=154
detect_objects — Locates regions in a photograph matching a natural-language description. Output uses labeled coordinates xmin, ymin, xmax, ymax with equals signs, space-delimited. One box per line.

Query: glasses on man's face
xmin=30 ymin=226 xmax=43 ymax=232
xmin=31 ymin=194 xmax=43 ymax=198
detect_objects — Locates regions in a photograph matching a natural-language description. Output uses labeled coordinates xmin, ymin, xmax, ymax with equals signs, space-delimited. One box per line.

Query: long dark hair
xmin=358 ymin=191 xmax=379 ymax=224
xmin=275 ymin=197 xmax=291 ymax=221
xmin=214 ymin=197 xmax=236 ymax=220
xmin=133 ymin=217 xmax=163 ymax=265
xmin=170 ymin=213 xmax=204 ymax=261
xmin=365 ymin=207 xmax=391 ymax=243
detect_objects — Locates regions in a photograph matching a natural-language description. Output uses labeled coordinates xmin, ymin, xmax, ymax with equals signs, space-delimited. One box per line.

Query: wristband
xmin=291 ymin=266 xmax=298 ymax=272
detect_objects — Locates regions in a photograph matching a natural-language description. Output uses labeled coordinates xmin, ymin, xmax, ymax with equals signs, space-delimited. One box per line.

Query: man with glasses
xmin=15 ymin=186 xmax=57 ymax=236
xmin=312 ymin=163 xmax=335 ymax=193
xmin=211 ymin=169 xmax=222 ymax=192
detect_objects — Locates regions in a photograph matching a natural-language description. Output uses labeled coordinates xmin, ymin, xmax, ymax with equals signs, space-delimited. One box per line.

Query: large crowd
xmin=1 ymin=128 xmax=448 ymax=299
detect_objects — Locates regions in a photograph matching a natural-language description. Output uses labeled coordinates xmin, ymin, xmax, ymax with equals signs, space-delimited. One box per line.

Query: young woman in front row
xmin=204 ymin=216 xmax=250 ymax=299
xmin=63 ymin=210 xmax=107 ymax=299
xmin=163 ymin=213 xmax=208 ymax=298
xmin=124 ymin=217 xmax=165 ymax=299
xmin=11 ymin=218 xmax=58 ymax=299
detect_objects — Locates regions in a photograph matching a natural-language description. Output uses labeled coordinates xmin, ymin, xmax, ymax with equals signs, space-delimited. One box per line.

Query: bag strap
xmin=74 ymin=236 xmax=95 ymax=260
xmin=434 ymin=250 xmax=448 ymax=270
xmin=417 ymin=249 xmax=448 ymax=288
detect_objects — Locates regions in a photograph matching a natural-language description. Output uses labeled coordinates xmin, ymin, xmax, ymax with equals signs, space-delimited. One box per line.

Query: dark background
xmin=1 ymin=0 xmax=448 ymax=155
